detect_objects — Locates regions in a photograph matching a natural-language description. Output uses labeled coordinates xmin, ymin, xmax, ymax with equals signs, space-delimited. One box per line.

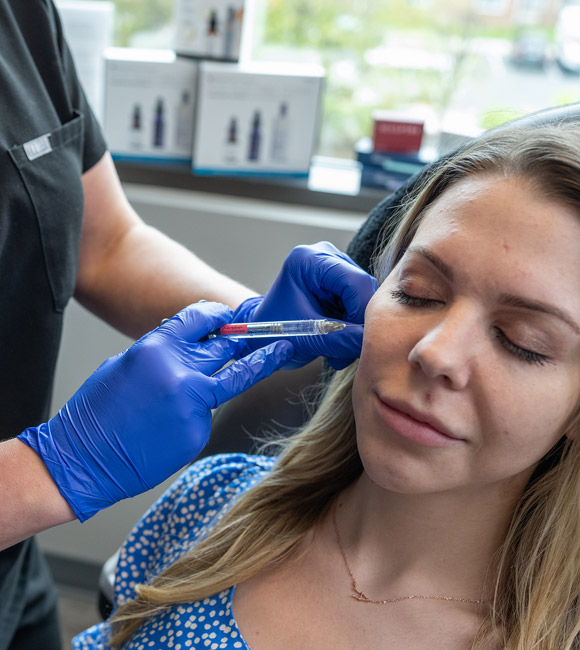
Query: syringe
xmin=207 ymin=319 xmax=346 ymax=339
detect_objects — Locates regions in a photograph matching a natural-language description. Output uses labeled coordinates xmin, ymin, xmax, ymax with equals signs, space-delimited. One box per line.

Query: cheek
xmin=352 ymin=338 xmax=377 ymax=410
xmin=357 ymin=325 xmax=396 ymax=383
xmin=360 ymin=314 xmax=415 ymax=375
xmin=529 ymin=383 xmax=580 ymax=443
xmin=353 ymin=309 xmax=412 ymax=427
xmin=352 ymin=326 xmax=389 ymax=431
xmin=526 ymin=370 xmax=580 ymax=430
xmin=361 ymin=285 xmax=411 ymax=358
xmin=351 ymin=367 xmax=364 ymax=420
xmin=486 ymin=369 xmax=580 ymax=458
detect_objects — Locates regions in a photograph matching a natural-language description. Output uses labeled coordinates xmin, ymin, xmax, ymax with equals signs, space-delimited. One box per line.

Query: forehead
xmin=414 ymin=175 xmax=580 ymax=255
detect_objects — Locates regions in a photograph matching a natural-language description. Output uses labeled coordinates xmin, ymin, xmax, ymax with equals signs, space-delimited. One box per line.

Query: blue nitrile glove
xmin=232 ymin=242 xmax=378 ymax=369
xmin=18 ymin=302 xmax=293 ymax=522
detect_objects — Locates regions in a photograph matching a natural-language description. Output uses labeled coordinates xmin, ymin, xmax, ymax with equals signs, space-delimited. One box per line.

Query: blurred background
xmin=97 ymin=0 xmax=580 ymax=157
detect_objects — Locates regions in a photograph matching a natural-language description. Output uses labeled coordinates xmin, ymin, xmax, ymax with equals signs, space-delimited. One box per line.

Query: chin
xmin=355 ymin=424 xmax=466 ymax=497
xmin=356 ymin=432 xmax=425 ymax=494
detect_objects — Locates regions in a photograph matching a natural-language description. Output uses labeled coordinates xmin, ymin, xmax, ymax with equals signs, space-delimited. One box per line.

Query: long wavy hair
xmin=112 ymin=121 xmax=580 ymax=649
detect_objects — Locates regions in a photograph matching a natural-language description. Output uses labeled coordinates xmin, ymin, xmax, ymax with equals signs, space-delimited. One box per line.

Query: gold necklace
xmin=332 ymin=506 xmax=486 ymax=606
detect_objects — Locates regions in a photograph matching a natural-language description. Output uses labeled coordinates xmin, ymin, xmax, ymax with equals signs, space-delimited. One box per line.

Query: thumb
xmin=211 ymin=340 xmax=294 ymax=407
xmin=161 ymin=302 xmax=233 ymax=342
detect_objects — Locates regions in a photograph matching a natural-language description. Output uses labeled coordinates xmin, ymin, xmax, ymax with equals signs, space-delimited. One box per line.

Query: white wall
xmin=37 ymin=184 xmax=365 ymax=565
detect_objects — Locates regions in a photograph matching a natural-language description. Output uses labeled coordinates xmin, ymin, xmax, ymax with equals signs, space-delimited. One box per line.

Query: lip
xmin=375 ymin=395 xmax=465 ymax=448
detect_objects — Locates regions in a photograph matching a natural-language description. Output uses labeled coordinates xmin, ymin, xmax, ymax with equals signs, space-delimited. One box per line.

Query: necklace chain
xmin=332 ymin=506 xmax=486 ymax=606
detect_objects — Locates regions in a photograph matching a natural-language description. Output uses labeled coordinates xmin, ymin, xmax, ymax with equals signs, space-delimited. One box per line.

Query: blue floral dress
xmin=73 ymin=454 xmax=276 ymax=650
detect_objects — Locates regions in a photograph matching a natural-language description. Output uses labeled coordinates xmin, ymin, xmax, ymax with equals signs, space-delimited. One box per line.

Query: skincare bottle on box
xmin=175 ymin=91 xmax=193 ymax=148
xmin=223 ymin=6 xmax=236 ymax=59
xmin=271 ymin=102 xmax=289 ymax=162
xmin=224 ymin=116 xmax=238 ymax=163
xmin=153 ymin=98 xmax=165 ymax=148
xmin=248 ymin=110 xmax=261 ymax=161
xmin=129 ymin=104 xmax=143 ymax=150
xmin=206 ymin=10 xmax=219 ymax=57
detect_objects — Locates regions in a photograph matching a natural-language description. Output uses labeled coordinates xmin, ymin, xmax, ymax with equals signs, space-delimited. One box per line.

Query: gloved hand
xmin=18 ymin=302 xmax=293 ymax=522
xmin=232 ymin=242 xmax=378 ymax=369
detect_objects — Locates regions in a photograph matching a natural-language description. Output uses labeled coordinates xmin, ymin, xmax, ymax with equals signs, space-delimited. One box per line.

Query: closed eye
xmin=494 ymin=327 xmax=551 ymax=366
xmin=391 ymin=288 xmax=441 ymax=308
xmin=392 ymin=289 xmax=552 ymax=367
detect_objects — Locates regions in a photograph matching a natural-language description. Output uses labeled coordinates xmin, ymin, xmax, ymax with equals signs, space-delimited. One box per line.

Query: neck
xmin=331 ymin=472 xmax=523 ymax=602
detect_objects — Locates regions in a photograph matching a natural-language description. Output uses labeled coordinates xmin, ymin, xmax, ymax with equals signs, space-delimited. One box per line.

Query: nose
xmin=408 ymin=307 xmax=477 ymax=390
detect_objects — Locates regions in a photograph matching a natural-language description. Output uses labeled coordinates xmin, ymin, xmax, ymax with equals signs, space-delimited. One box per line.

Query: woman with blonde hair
xmin=76 ymin=119 xmax=580 ymax=649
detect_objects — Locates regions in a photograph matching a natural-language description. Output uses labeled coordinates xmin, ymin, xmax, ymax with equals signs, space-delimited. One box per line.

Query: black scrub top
xmin=1 ymin=0 xmax=107 ymax=439
xmin=0 ymin=0 xmax=107 ymax=640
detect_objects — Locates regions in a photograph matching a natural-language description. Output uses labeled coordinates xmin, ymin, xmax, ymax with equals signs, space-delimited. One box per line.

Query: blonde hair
xmin=112 ymin=122 xmax=580 ymax=649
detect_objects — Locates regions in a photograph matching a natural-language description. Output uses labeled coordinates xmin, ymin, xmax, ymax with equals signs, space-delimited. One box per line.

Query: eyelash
xmin=493 ymin=328 xmax=548 ymax=366
xmin=390 ymin=289 xmax=437 ymax=308
xmin=390 ymin=289 xmax=550 ymax=367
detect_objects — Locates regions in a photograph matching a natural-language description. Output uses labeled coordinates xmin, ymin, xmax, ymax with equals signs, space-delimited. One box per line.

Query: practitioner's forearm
xmin=0 ymin=438 xmax=75 ymax=551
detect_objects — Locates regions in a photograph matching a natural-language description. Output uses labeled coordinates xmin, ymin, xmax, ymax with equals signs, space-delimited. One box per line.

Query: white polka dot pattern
xmin=73 ymin=454 xmax=276 ymax=650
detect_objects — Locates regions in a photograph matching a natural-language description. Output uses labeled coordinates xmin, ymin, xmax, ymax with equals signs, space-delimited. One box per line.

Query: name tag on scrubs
xmin=23 ymin=134 xmax=52 ymax=161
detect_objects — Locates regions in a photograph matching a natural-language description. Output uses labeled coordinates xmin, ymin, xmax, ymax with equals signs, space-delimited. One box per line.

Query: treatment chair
xmin=97 ymin=101 xmax=580 ymax=619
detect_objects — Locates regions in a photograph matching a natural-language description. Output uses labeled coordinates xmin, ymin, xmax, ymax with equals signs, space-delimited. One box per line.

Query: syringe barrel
xmin=207 ymin=319 xmax=326 ymax=339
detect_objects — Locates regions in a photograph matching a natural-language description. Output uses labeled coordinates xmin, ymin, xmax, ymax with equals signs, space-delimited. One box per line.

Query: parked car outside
xmin=510 ymin=31 xmax=550 ymax=70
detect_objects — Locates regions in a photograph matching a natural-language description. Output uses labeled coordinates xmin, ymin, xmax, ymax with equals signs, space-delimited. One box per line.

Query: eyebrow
xmin=407 ymin=246 xmax=454 ymax=281
xmin=406 ymin=245 xmax=580 ymax=336
xmin=498 ymin=294 xmax=580 ymax=336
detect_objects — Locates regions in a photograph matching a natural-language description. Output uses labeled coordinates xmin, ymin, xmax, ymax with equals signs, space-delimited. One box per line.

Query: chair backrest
xmin=201 ymin=102 xmax=580 ymax=459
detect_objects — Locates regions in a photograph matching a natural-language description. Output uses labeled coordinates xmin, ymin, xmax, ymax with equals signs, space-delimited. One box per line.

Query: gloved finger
xmin=187 ymin=338 xmax=238 ymax=376
xmin=314 ymin=255 xmax=378 ymax=324
xmin=86 ymin=350 xmax=124 ymax=376
xmin=290 ymin=324 xmax=364 ymax=367
xmin=160 ymin=301 xmax=234 ymax=342
xmin=209 ymin=340 xmax=295 ymax=408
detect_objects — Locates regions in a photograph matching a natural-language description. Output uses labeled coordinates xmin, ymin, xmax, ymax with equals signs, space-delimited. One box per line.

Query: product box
xmin=174 ymin=0 xmax=245 ymax=61
xmin=103 ymin=48 xmax=197 ymax=164
xmin=56 ymin=1 xmax=114 ymax=124
xmin=193 ymin=62 xmax=325 ymax=177
xmin=355 ymin=137 xmax=433 ymax=192
xmin=360 ymin=166 xmax=410 ymax=192
xmin=372 ymin=110 xmax=424 ymax=154
xmin=355 ymin=137 xmax=433 ymax=175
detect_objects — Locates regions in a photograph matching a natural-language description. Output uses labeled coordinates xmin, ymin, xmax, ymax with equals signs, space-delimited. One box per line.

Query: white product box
xmin=104 ymin=48 xmax=197 ymax=164
xmin=56 ymin=1 xmax=114 ymax=124
xmin=174 ymin=0 xmax=245 ymax=61
xmin=193 ymin=62 xmax=325 ymax=177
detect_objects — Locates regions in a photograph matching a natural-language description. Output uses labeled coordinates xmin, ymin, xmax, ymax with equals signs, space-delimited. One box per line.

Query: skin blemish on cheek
xmin=502 ymin=241 xmax=511 ymax=253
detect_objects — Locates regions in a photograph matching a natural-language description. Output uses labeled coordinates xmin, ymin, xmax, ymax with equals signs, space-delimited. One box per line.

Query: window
xmin=73 ymin=0 xmax=580 ymax=159
xmin=475 ymin=0 xmax=509 ymax=16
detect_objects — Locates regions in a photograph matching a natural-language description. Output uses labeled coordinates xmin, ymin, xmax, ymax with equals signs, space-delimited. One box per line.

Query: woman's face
xmin=352 ymin=174 xmax=580 ymax=497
